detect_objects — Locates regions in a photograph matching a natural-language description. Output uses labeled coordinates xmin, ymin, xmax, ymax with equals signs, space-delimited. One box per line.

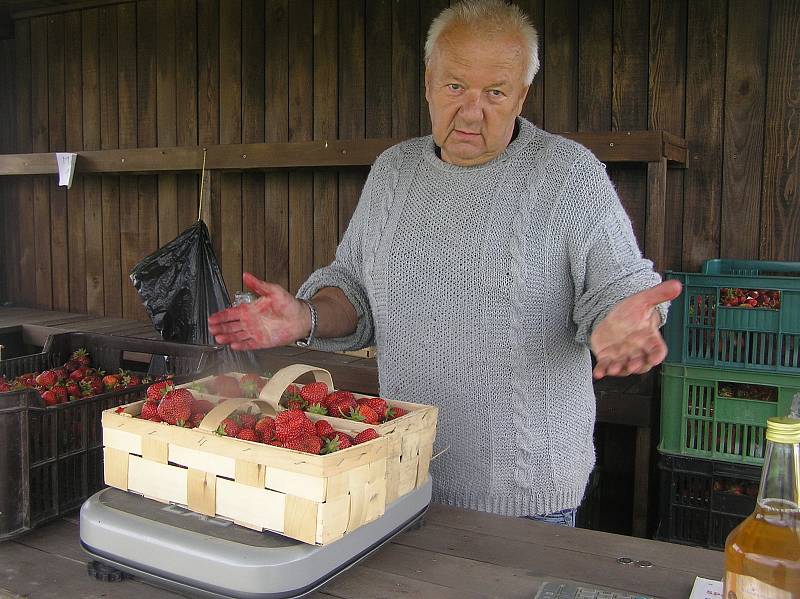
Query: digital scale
xmin=80 ymin=478 xmax=432 ymax=599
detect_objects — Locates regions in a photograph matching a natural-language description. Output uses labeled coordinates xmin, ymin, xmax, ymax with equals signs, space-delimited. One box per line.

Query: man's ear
xmin=424 ymin=66 xmax=432 ymax=104
xmin=515 ymin=85 xmax=530 ymax=116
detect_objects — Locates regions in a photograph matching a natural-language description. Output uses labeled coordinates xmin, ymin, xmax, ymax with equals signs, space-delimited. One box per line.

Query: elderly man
xmin=209 ymin=0 xmax=681 ymax=526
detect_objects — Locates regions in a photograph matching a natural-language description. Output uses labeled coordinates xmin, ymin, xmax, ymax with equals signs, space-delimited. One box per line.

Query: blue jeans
xmin=523 ymin=508 xmax=576 ymax=527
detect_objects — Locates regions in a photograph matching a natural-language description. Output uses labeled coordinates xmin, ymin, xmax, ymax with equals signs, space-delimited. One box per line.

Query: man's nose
xmin=458 ymin=91 xmax=484 ymax=122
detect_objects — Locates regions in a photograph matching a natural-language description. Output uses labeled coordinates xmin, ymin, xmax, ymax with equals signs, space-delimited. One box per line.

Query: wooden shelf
xmin=0 ymin=130 xmax=687 ymax=176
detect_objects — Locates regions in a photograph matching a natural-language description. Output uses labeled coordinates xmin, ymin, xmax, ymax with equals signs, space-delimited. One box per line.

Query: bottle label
xmin=725 ymin=573 xmax=792 ymax=599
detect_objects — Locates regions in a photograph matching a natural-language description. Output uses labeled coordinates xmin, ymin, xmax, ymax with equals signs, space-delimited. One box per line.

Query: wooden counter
xmin=0 ymin=502 xmax=722 ymax=599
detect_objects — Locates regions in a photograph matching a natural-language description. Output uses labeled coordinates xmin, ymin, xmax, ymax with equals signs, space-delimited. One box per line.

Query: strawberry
xmin=157 ymin=389 xmax=194 ymax=425
xmin=255 ymin=416 xmax=276 ymax=441
xmin=239 ymin=374 xmax=267 ymax=398
xmin=102 ymin=373 xmax=123 ymax=392
xmin=306 ymin=400 xmax=327 ymax=415
xmin=236 ymin=429 xmax=259 ymax=442
xmin=322 ymin=432 xmax=353 ymax=453
xmin=285 ymin=397 xmax=305 ymax=410
xmin=65 ymin=382 xmax=82 ymax=400
xmin=51 ymin=385 xmax=68 ymax=404
xmin=52 ymin=367 xmax=69 ymax=381
xmin=149 ymin=414 xmax=163 ymax=423
xmin=299 ymin=382 xmax=329 ymax=407
xmin=358 ymin=397 xmax=388 ymax=420
xmin=71 ymin=348 xmax=91 ymax=367
xmin=238 ymin=413 xmax=258 ymax=430
xmin=384 ymin=405 xmax=407 ymax=421
xmin=81 ymin=376 xmax=104 ymax=396
xmin=267 ymin=439 xmax=283 ymax=447
xmin=121 ymin=370 xmax=141 ymax=387
xmin=41 ymin=389 xmax=60 ymax=406
xmin=140 ymin=400 xmax=159 ymax=420
xmin=63 ymin=359 xmax=81 ymax=372
xmin=314 ymin=419 xmax=335 ymax=439
xmin=275 ymin=409 xmax=316 ymax=441
xmin=0 ymin=378 xmax=10 ymax=393
xmin=212 ymin=375 xmax=242 ymax=398
xmin=327 ymin=391 xmax=358 ymax=418
xmin=69 ymin=366 xmax=89 ymax=382
xmin=146 ymin=380 xmax=175 ymax=403
xmin=283 ymin=434 xmax=322 ymax=454
xmin=353 ymin=428 xmax=380 ymax=445
xmin=35 ymin=370 xmax=59 ymax=388
xmin=348 ymin=404 xmax=381 ymax=425
xmin=217 ymin=418 xmax=241 ymax=437
xmin=190 ymin=412 xmax=206 ymax=427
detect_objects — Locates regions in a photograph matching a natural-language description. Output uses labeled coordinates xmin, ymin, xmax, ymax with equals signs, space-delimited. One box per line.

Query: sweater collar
xmin=425 ymin=117 xmax=535 ymax=172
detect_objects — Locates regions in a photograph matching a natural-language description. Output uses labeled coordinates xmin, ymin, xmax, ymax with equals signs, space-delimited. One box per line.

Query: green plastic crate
xmin=663 ymin=259 xmax=800 ymax=374
xmin=659 ymin=363 xmax=800 ymax=466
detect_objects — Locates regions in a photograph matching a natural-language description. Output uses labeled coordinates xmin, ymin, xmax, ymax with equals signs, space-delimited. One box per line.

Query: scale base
xmin=80 ymin=478 xmax=431 ymax=599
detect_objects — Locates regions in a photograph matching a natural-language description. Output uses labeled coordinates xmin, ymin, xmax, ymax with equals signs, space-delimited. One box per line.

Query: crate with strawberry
xmin=178 ymin=365 xmax=438 ymax=503
xmin=0 ymin=332 xmax=221 ymax=542
xmin=102 ymin=364 xmax=407 ymax=545
xmin=664 ymin=259 xmax=800 ymax=373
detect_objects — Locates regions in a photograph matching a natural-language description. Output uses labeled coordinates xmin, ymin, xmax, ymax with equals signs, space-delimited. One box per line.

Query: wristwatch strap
xmin=295 ymin=298 xmax=318 ymax=348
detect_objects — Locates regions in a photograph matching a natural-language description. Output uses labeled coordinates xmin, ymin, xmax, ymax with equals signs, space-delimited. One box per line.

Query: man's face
xmin=425 ymin=25 xmax=530 ymax=167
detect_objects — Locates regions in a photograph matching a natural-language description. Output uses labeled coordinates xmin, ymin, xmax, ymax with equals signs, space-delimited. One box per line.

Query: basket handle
xmin=702 ymin=259 xmax=800 ymax=275
xmin=257 ymin=363 xmax=335 ymax=414
xmin=197 ymin=397 xmax=276 ymax=433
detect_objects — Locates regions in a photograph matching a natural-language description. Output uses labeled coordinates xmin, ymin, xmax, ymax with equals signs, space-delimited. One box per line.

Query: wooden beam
xmin=0 ymin=130 xmax=688 ymax=176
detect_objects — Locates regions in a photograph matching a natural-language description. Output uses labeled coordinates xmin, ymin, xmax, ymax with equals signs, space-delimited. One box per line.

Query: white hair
xmin=424 ymin=0 xmax=540 ymax=85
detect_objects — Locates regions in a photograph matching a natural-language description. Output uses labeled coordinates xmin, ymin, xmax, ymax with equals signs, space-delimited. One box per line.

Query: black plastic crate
xmin=0 ymin=332 xmax=222 ymax=541
xmin=656 ymin=452 xmax=761 ymax=550
xmin=0 ymin=325 xmax=45 ymax=361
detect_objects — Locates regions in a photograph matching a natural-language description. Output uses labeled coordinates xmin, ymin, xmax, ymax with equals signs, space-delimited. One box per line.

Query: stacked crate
xmin=657 ymin=259 xmax=800 ymax=548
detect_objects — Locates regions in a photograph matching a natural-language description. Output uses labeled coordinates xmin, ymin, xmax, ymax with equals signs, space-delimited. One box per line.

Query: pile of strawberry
xmin=0 ymin=348 xmax=148 ymax=406
xmin=137 ymin=380 xmax=379 ymax=454
xmin=720 ymin=287 xmax=782 ymax=309
xmin=281 ymin=382 xmax=407 ymax=425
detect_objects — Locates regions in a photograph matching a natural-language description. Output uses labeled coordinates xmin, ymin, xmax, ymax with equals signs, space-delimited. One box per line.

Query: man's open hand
xmin=208 ymin=272 xmax=310 ymax=351
xmin=590 ymin=280 xmax=682 ymax=379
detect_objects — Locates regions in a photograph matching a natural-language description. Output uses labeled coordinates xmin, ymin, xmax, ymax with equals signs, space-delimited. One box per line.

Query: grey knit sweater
xmin=298 ymin=117 xmax=663 ymax=517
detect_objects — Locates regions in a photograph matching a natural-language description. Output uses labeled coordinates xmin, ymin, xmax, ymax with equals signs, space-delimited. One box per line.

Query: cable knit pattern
xmin=298 ymin=118 xmax=664 ymax=517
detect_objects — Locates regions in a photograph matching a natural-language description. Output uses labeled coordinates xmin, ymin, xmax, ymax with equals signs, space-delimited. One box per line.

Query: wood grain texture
xmin=722 ymin=0 xmax=768 ymax=260
xmin=683 ymin=0 xmax=726 ymax=271
xmin=365 ymin=0 xmax=391 ymax=138
xmin=313 ymin=0 xmax=338 ymax=269
xmin=391 ymin=0 xmax=419 ymax=139
xmin=220 ymin=0 xmax=243 ymax=295
xmin=543 ymin=0 xmax=578 ymax=132
xmin=176 ymin=0 xmax=199 ymax=236
xmin=648 ymin=0 xmax=686 ymax=271
xmin=578 ymin=0 xmax=612 ymax=131
xmin=288 ymin=0 xmax=313 ymax=293
xmin=265 ymin=0 xmax=290 ymax=289
xmin=156 ymin=0 xmax=178 ymax=247
xmin=418 ymin=0 xmax=448 ymax=136
xmin=338 ymin=0 xmax=366 ymax=237
xmin=512 ymin=0 xmax=544 ymax=127
xmin=242 ymin=0 xmax=266 ymax=280
xmin=760 ymin=0 xmax=800 ymax=261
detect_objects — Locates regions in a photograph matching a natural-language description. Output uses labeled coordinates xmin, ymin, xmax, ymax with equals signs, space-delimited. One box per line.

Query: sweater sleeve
xmin=295 ymin=148 xmax=398 ymax=352
xmin=568 ymin=153 xmax=668 ymax=346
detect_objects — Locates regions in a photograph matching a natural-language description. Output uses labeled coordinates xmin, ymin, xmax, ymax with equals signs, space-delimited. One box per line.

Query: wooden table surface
xmin=0 ymin=502 xmax=722 ymax=599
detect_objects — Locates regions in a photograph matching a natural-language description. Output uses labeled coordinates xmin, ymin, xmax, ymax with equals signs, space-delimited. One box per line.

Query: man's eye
xmin=488 ymin=89 xmax=505 ymax=98
xmin=447 ymin=83 xmax=462 ymax=91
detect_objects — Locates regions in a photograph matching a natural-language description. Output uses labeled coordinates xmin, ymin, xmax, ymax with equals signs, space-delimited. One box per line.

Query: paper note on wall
xmin=56 ymin=152 xmax=78 ymax=189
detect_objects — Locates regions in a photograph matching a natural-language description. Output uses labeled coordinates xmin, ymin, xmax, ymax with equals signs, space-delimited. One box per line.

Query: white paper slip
xmin=56 ymin=152 xmax=78 ymax=189
xmin=688 ymin=577 xmax=723 ymax=599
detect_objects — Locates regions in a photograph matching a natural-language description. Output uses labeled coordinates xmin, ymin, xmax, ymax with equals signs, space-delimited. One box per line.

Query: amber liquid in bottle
xmin=724 ymin=418 xmax=800 ymax=598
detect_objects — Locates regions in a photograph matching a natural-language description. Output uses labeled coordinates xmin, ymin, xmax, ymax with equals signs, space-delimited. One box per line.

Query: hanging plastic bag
xmin=130 ymin=220 xmax=260 ymax=373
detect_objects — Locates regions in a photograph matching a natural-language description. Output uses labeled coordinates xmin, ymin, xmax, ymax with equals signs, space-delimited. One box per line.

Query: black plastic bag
xmin=130 ymin=220 xmax=260 ymax=373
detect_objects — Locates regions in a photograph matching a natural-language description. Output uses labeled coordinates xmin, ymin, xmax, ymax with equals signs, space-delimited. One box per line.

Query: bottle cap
xmin=766 ymin=416 xmax=800 ymax=443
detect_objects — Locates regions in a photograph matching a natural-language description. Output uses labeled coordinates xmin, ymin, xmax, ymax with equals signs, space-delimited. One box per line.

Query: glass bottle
xmin=724 ymin=416 xmax=800 ymax=598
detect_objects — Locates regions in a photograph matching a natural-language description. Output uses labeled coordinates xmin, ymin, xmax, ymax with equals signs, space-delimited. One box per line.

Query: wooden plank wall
xmin=0 ymin=0 xmax=799 ymax=319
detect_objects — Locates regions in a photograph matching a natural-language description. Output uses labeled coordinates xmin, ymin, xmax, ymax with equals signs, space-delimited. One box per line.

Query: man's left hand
xmin=590 ymin=280 xmax=683 ymax=379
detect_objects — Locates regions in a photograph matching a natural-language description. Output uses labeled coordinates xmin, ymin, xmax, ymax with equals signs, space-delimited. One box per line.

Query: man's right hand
xmin=208 ymin=272 xmax=311 ymax=351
